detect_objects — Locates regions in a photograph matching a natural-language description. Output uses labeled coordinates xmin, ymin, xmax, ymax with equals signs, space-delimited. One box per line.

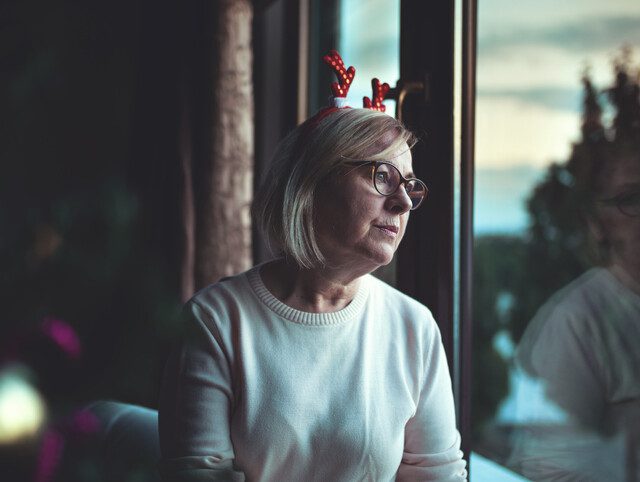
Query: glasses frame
xmin=342 ymin=160 xmax=428 ymax=210
xmin=597 ymin=190 xmax=640 ymax=218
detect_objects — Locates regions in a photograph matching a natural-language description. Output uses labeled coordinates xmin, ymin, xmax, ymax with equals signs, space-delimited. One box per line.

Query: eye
xmin=375 ymin=164 xmax=395 ymax=185
xmin=375 ymin=171 xmax=390 ymax=183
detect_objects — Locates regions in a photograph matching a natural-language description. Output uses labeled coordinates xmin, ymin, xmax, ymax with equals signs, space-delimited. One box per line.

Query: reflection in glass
xmin=472 ymin=1 xmax=640 ymax=480
xmin=508 ymin=135 xmax=640 ymax=480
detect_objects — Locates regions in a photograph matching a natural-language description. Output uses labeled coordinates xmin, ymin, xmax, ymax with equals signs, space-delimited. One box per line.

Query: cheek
xmin=316 ymin=189 xmax=367 ymax=239
xmin=600 ymin=214 xmax=640 ymax=247
xmin=336 ymin=200 xmax=372 ymax=239
xmin=395 ymin=214 xmax=410 ymax=243
xmin=316 ymin=177 xmax=389 ymax=240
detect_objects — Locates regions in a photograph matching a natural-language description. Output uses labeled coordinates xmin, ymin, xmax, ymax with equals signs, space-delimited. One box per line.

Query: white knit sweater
xmin=159 ymin=264 xmax=466 ymax=481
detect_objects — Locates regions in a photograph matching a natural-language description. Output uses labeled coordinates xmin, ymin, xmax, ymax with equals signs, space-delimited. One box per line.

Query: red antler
xmin=323 ymin=50 xmax=355 ymax=98
xmin=363 ymin=78 xmax=390 ymax=112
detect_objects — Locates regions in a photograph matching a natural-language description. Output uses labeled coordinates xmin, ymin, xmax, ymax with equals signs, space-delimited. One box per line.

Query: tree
xmin=472 ymin=50 xmax=640 ymax=444
xmin=508 ymin=52 xmax=640 ymax=344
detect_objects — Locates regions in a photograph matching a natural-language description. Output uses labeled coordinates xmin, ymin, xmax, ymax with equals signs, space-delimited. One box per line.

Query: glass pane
xmin=308 ymin=0 xmax=399 ymax=117
xmin=472 ymin=1 xmax=640 ymax=480
xmin=338 ymin=0 xmax=399 ymax=116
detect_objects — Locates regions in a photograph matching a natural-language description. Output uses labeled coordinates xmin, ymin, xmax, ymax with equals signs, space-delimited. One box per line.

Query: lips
xmin=375 ymin=225 xmax=399 ymax=237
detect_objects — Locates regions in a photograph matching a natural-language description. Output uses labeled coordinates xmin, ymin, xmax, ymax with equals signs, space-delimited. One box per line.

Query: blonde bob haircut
xmin=253 ymin=108 xmax=417 ymax=269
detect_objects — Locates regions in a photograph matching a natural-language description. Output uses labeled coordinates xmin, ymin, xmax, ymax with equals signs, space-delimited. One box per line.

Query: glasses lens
xmin=373 ymin=162 xmax=428 ymax=209
xmin=406 ymin=180 xmax=427 ymax=210
xmin=374 ymin=163 xmax=400 ymax=195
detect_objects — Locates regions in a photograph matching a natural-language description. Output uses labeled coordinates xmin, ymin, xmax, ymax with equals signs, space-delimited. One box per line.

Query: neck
xmin=260 ymin=258 xmax=368 ymax=313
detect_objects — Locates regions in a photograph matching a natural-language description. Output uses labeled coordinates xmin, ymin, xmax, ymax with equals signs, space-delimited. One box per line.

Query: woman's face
xmin=314 ymin=142 xmax=414 ymax=273
xmin=594 ymin=154 xmax=640 ymax=277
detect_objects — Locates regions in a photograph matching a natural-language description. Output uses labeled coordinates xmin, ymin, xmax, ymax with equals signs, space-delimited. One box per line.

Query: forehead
xmin=384 ymin=144 xmax=413 ymax=176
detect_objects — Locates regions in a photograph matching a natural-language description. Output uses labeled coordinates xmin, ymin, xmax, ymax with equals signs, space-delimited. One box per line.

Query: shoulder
xmin=367 ymin=274 xmax=434 ymax=316
xmin=364 ymin=276 xmax=449 ymax=395
xmin=549 ymin=267 xmax=612 ymax=307
xmin=516 ymin=268 xmax=611 ymax=371
xmin=529 ymin=268 xmax=615 ymax=332
xmin=183 ymin=266 xmax=259 ymax=338
xmin=190 ymin=269 xmax=252 ymax=309
xmin=365 ymin=274 xmax=441 ymax=341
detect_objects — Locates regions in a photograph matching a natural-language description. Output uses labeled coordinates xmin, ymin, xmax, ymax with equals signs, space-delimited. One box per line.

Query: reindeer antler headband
xmin=292 ymin=51 xmax=392 ymax=160
xmin=319 ymin=49 xmax=391 ymax=115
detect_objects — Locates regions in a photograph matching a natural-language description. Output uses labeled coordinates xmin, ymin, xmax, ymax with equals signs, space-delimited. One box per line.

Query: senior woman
xmin=159 ymin=54 xmax=466 ymax=482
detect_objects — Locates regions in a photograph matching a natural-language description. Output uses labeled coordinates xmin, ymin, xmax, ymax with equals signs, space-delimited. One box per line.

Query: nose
xmin=385 ymin=184 xmax=413 ymax=214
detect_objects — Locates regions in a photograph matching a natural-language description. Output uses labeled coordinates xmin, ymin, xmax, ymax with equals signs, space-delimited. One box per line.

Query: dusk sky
xmin=475 ymin=0 xmax=640 ymax=233
xmin=477 ymin=0 xmax=640 ymax=169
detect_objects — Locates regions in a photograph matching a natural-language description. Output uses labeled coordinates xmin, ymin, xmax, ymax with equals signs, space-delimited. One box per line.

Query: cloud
xmin=475 ymin=96 xmax=578 ymax=168
xmin=479 ymin=16 xmax=640 ymax=58
xmin=478 ymin=87 xmax=583 ymax=113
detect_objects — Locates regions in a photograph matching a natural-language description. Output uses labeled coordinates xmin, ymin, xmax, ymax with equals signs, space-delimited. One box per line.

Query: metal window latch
xmin=388 ymin=76 xmax=429 ymax=123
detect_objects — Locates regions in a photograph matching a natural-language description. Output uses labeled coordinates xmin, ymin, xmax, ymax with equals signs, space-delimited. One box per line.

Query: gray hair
xmin=253 ymin=108 xmax=417 ymax=269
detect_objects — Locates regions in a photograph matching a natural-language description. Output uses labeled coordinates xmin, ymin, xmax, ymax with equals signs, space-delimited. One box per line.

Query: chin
xmin=377 ymin=253 xmax=395 ymax=266
xmin=365 ymin=246 xmax=396 ymax=268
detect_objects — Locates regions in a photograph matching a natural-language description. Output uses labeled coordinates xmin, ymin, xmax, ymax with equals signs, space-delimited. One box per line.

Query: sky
xmin=477 ymin=0 xmax=640 ymax=169
xmin=339 ymin=0 xmax=400 ymax=115
xmin=474 ymin=0 xmax=640 ymax=233
xmin=336 ymin=0 xmax=640 ymax=234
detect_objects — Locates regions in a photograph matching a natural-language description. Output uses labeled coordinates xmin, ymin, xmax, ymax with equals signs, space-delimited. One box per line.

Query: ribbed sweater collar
xmin=246 ymin=264 xmax=370 ymax=326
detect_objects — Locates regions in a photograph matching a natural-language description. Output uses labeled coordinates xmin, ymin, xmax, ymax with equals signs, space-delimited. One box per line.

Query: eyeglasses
xmin=343 ymin=160 xmax=428 ymax=210
xmin=597 ymin=190 xmax=640 ymax=217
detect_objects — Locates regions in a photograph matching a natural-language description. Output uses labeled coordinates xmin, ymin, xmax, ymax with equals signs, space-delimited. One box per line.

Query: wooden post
xmin=194 ymin=0 xmax=254 ymax=289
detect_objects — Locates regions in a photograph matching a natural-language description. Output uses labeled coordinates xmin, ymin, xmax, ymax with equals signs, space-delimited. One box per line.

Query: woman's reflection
xmin=509 ymin=137 xmax=640 ymax=481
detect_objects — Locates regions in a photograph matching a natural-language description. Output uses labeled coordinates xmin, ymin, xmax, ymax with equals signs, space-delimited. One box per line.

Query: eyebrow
xmin=385 ymin=146 xmax=415 ymax=178
xmin=382 ymin=161 xmax=415 ymax=179
xmin=342 ymin=157 xmax=417 ymax=179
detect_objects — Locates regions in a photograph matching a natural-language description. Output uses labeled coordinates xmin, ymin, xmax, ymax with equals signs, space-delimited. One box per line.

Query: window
xmin=471 ymin=1 xmax=640 ymax=479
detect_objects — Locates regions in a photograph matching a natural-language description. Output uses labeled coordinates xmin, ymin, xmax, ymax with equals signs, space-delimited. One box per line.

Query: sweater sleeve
xmin=396 ymin=320 xmax=467 ymax=481
xmin=158 ymin=300 xmax=245 ymax=482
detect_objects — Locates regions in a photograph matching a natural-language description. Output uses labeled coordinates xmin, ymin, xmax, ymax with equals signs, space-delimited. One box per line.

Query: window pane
xmin=307 ymin=0 xmax=399 ymax=116
xmin=338 ymin=0 xmax=399 ymax=116
xmin=472 ymin=1 xmax=640 ymax=480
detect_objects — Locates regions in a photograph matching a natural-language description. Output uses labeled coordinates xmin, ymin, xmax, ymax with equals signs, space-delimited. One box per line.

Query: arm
xmin=158 ymin=301 xmax=244 ymax=482
xmin=397 ymin=322 xmax=467 ymax=481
